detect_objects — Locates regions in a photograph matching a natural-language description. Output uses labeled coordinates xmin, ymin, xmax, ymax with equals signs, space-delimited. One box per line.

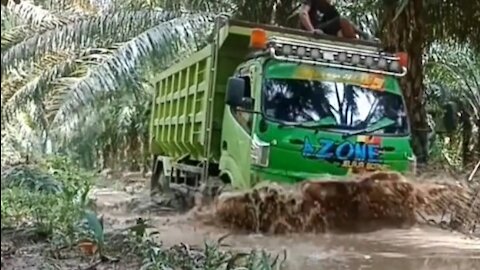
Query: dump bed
xmin=149 ymin=19 xmax=386 ymax=163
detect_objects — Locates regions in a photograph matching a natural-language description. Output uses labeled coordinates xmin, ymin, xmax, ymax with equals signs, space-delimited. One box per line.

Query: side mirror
xmin=259 ymin=117 xmax=268 ymax=133
xmin=443 ymin=101 xmax=459 ymax=133
xmin=225 ymin=77 xmax=245 ymax=107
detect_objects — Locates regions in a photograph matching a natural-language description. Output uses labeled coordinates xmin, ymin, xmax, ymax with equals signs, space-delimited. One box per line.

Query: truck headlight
xmin=251 ymin=134 xmax=270 ymax=167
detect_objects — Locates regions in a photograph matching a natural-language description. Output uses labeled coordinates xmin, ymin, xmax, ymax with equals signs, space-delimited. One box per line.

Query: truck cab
xmin=149 ymin=18 xmax=416 ymax=190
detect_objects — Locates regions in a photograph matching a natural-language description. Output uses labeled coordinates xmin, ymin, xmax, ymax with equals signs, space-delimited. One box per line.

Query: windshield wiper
xmin=342 ymin=117 xmax=396 ymax=139
xmin=278 ymin=122 xmax=337 ymax=129
xmin=277 ymin=116 xmax=338 ymax=130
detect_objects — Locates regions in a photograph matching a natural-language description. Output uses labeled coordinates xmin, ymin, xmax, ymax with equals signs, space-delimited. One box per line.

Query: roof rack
xmin=267 ymin=36 xmax=407 ymax=77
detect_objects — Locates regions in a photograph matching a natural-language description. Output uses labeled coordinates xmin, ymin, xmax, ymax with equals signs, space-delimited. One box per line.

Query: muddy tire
xmin=150 ymin=157 xmax=170 ymax=196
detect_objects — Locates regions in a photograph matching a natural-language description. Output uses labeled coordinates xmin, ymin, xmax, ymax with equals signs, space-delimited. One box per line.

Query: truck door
xmin=232 ymin=73 xmax=254 ymax=187
xmin=220 ymin=70 xmax=254 ymax=189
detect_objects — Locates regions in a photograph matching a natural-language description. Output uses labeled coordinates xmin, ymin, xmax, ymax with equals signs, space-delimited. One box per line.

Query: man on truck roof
xmin=299 ymin=0 xmax=372 ymax=40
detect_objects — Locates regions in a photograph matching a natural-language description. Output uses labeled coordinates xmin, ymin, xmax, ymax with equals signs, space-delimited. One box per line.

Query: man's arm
xmin=344 ymin=18 xmax=371 ymax=39
xmin=299 ymin=2 xmax=315 ymax=32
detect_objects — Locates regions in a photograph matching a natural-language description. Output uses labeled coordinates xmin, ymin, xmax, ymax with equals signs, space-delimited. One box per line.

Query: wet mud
xmin=90 ymin=171 xmax=480 ymax=270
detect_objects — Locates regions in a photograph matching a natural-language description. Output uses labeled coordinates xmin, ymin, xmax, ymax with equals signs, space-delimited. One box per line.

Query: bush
xmin=1 ymin=156 xmax=95 ymax=246
xmin=1 ymin=156 xmax=285 ymax=269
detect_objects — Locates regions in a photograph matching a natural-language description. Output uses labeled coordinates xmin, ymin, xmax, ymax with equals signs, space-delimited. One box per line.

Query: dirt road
xmin=91 ymin=181 xmax=480 ymax=270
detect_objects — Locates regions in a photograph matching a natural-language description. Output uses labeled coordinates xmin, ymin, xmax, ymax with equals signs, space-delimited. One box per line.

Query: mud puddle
xmin=91 ymin=181 xmax=480 ymax=270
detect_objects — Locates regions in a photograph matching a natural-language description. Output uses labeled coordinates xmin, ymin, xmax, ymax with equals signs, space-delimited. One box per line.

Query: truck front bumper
xmin=251 ymin=167 xmax=347 ymax=185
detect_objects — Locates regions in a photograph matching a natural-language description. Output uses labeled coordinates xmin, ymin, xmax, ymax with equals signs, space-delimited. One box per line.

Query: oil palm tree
xmin=425 ymin=43 xmax=480 ymax=166
xmin=2 ymin=0 xmax=478 ymax=169
xmin=1 ymin=0 xmax=217 ymax=169
xmin=379 ymin=0 xmax=479 ymax=163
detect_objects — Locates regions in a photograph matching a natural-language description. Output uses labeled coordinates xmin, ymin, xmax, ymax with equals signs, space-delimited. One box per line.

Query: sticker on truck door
xmin=301 ymin=136 xmax=386 ymax=170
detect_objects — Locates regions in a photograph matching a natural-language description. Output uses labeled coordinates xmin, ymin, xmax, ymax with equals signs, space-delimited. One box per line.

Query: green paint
xmin=252 ymin=60 xmax=414 ymax=185
xmin=252 ymin=123 xmax=413 ymax=184
xmin=265 ymin=61 xmax=400 ymax=94
xmin=149 ymin=21 xmax=415 ymax=190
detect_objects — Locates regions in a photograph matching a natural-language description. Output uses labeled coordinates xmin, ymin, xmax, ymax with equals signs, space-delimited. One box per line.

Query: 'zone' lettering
xmin=302 ymin=137 xmax=382 ymax=165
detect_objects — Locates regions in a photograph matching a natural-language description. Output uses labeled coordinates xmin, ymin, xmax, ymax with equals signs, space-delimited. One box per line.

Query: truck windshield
xmin=262 ymin=78 xmax=408 ymax=135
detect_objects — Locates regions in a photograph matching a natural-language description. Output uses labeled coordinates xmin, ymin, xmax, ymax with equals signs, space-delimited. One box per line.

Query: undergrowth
xmin=1 ymin=156 xmax=95 ymax=246
xmin=0 ymin=156 xmax=285 ymax=270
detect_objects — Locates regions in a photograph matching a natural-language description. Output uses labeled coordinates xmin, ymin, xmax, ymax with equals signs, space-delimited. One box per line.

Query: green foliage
xmin=1 ymin=0 xmax=216 ymax=171
xmin=425 ymin=42 xmax=480 ymax=166
xmin=135 ymin=237 xmax=286 ymax=270
xmin=1 ymin=156 xmax=95 ymax=245
xmin=0 ymin=154 xmax=284 ymax=268
xmin=82 ymin=210 xmax=105 ymax=248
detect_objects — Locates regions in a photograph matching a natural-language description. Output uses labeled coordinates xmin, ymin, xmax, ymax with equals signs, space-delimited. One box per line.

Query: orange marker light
xmin=250 ymin=28 xmax=267 ymax=49
xmin=396 ymin=52 xmax=409 ymax=68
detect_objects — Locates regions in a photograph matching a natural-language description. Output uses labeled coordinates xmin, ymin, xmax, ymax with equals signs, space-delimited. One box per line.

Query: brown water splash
xmin=214 ymin=171 xmax=479 ymax=235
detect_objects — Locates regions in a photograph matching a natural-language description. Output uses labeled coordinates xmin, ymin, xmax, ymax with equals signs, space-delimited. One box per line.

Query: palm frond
xmin=337 ymin=0 xmax=380 ymax=36
xmin=2 ymin=25 xmax=40 ymax=51
xmin=1 ymin=108 xmax=46 ymax=160
xmin=426 ymin=43 xmax=480 ymax=120
xmin=106 ymin=0 xmax=164 ymax=11
xmin=1 ymin=47 xmax=120 ymax=133
xmin=1 ymin=51 xmax=74 ymax=107
xmin=5 ymin=0 xmax=71 ymax=28
xmin=1 ymin=51 xmax=74 ymax=136
xmin=1 ymin=10 xmax=182 ymax=77
xmin=43 ymin=0 xmax=104 ymax=17
xmin=53 ymin=93 xmax=146 ymax=151
xmin=50 ymin=14 xmax=216 ymax=133
xmin=1 ymin=4 xmax=16 ymax=31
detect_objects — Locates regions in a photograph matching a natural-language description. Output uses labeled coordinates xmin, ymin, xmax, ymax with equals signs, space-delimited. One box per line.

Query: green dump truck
xmin=149 ymin=18 xmax=417 ymax=191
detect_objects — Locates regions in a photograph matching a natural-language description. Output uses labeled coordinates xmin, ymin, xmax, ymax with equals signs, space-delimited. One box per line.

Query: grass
xmin=0 ymin=156 xmax=286 ymax=270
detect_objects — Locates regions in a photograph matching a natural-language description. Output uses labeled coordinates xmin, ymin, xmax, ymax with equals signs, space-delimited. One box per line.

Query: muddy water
xmin=146 ymin=219 xmax=480 ymax=270
xmin=92 ymin=187 xmax=480 ymax=270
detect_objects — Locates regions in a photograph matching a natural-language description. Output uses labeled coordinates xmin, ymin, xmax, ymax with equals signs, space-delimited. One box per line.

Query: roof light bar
xmin=266 ymin=37 xmax=407 ymax=77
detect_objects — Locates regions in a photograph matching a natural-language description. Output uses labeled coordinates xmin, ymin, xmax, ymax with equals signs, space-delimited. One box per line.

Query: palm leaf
xmin=1 ymin=51 xmax=77 ymax=125
xmin=43 ymin=0 xmax=103 ymax=17
xmin=426 ymin=43 xmax=480 ymax=121
xmin=2 ymin=25 xmax=43 ymax=52
xmin=1 ymin=108 xmax=46 ymax=158
xmin=4 ymin=0 xmax=73 ymax=29
xmin=83 ymin=210 xmax=104 ymax=245
xmin=1 ymin=10 xmax=185 ymax=138
xmin=50 ymin=14 xmax=216 ymax=133
xmin=1 ymin=163 xmax=63 ymax=194
xmin=1 ymin=10 xmax=182 ymax=77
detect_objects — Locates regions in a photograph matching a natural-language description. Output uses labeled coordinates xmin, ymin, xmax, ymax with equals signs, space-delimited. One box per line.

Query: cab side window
xmin=232 ymin=75 xmax=253 ymax=134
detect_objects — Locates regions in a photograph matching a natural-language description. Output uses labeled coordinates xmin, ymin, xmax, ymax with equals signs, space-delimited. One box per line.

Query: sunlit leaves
xmin=426 ymin=43 xmax=480 ymax=120
xmin=6 ymin=0 xmax=71 ymax=28
xmin=1 ymin=10 xmax=181 ymax=77
xmin=51 ymin=14 xmax=214 ymax=141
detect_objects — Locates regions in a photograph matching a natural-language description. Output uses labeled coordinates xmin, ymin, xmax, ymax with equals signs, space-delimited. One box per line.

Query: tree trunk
xmin=127 ymin=134 xmax=141 ymax=172
xmin=476 ymin=120 xmax=480 ymax=162
xmin=380 ymin=0 xmax=429 ymax=163
xmin=460 ymin=111 xmax=472 ymax=166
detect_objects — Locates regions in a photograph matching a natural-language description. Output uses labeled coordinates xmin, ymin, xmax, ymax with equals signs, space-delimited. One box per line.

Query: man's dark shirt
xmin=300 ymin=0 xmax=341 ymax=35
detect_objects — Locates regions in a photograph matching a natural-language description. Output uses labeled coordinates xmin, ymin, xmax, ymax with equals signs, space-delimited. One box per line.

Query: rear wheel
xmin=150 ymin=157 xmax=170 ymax=196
